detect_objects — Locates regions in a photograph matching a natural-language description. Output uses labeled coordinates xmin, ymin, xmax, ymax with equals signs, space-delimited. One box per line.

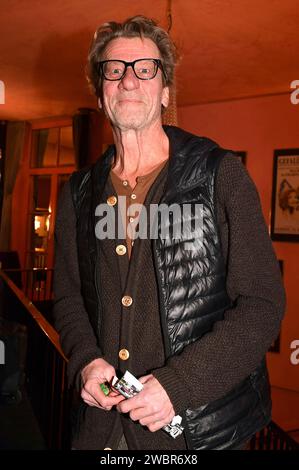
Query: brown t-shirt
xmin=110 ymin=160 xmax=168 ymax=259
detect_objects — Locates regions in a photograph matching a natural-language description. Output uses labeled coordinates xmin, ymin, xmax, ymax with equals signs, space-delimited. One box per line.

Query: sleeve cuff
xmin=152 ymin=366 xmax=192 ymax=415
xmin=68 ymin=351 xmax=103 ymax=391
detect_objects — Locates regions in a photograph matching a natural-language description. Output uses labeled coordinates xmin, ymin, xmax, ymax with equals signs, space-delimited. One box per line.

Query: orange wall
xmin=178 ymin=94 xmax=299 ymax=396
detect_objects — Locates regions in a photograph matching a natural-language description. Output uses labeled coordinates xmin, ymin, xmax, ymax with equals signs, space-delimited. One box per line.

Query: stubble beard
xmin=109 ymin=101 xmax=155 ymax=131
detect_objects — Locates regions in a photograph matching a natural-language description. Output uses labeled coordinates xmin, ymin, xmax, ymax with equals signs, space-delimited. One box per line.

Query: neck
xmin=111 ymin=121 xmax=169 ymax=180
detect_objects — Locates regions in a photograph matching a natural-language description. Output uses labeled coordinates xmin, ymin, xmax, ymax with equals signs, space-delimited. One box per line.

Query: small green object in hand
xmin=100 ymin=382 xmax=110 ymax=396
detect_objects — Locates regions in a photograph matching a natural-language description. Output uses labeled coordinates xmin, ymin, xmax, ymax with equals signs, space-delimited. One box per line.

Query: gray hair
xmin=86 ymin=15 xmax=178 ymax=97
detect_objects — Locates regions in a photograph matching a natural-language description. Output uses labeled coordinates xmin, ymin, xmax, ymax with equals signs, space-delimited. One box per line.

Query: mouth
xmin=117 ymin=99 xmax=143 ymax=104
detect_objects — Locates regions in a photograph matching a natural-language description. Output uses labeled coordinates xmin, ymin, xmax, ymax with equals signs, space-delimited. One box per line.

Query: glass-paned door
xmin=24 ymin=124 xmax=75 ymax=273
xmin=26 ymin=172 xmax=71 ymax=269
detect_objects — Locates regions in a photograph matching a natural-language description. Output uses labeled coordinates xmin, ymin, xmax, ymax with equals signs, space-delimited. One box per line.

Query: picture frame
xmin=233 ymin=150 xmax=247 ymax=166
xmin=270 ymin=149 xmax=299 ymax=242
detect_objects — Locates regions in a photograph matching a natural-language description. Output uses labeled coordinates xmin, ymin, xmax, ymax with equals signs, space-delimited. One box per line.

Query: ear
xmin=161 ymin=86 xmax=169 ymax=108
xmin=98 ymin=97 xmax=102 ymax=109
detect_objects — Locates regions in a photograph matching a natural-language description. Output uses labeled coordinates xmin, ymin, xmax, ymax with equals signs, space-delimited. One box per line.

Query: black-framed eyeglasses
xmin=98 ymin=58 xmax=166 ymax=81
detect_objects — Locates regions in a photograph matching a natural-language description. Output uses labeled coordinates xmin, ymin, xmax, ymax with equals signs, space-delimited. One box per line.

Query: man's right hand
xmin=81 ymin=358 xmax=125 ymax=410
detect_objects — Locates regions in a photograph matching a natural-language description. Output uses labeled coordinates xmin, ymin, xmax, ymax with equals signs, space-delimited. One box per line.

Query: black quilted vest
xmin=70 ymin=125 xmax=271 ymax=449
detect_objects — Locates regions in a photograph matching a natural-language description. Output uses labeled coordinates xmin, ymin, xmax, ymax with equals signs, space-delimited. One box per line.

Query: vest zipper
xmin=152 ymin=239 xmax=172 ymax=359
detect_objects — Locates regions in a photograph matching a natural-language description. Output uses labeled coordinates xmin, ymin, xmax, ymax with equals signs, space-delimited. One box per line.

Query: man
xmin=53 ymin=16 xmax=285 ymax=450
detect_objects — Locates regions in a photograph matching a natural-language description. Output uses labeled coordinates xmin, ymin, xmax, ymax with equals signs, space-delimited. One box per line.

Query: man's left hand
xmin=116 ymin=374 xmax=175 ymax=432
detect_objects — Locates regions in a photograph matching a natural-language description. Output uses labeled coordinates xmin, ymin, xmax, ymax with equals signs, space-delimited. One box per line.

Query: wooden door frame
xmin=12 ymin=117 xmax=76 ymax=269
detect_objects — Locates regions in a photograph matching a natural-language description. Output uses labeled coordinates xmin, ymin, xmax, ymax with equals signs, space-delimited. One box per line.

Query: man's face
xmin=98 ymin=37 xmax=169 ymax=131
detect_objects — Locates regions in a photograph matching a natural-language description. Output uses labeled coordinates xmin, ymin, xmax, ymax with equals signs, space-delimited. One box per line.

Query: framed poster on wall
xmin=270 ymin=149 xmax=299 ymax=242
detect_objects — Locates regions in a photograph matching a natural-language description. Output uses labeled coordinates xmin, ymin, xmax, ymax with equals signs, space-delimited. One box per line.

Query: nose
xmin=119 ymin=66 xmax=140 ymax=91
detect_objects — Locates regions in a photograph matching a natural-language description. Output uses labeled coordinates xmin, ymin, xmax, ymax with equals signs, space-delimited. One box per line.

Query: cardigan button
xmin=116 ymin=244 xmax=127 ymax=256
xmin=119 ymin=349 xmax=129 ymax=361
xmin=107 ymin=195 xmax=117 ymax=206
xmin=121 ymin=295 xmax=133 ymax=307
